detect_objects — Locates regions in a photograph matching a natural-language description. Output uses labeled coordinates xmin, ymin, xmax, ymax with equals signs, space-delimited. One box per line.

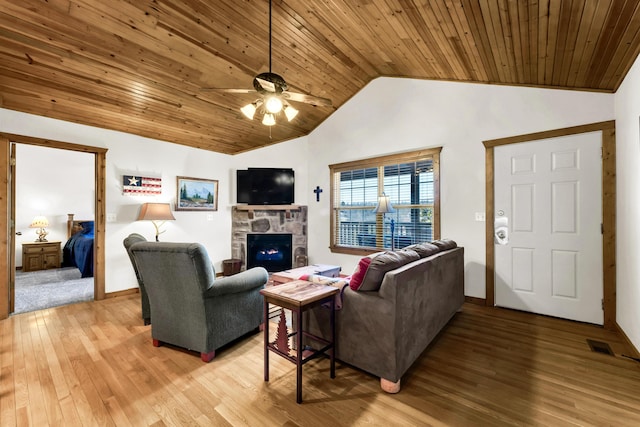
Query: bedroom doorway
xmin=0 ymin=133 xmax=107 ymax=320
xmin=13 ymin=144 xmax=95 ymax=314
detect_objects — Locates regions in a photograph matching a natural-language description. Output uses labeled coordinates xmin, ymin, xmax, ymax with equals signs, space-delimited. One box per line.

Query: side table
xmin=22 ymin=241 xmax=62 ymax=272
xmin=260 ymin=280 xmax=339 ymax=403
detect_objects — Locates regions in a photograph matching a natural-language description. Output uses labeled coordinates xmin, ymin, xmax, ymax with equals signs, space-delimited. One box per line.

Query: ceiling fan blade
xmin=199 ymin=88 xmax=255 ymax=93
xmin=256 ymin=77 xmax=277 ymax=92
xmin=283 ymin=91 xmax=332 ymax=107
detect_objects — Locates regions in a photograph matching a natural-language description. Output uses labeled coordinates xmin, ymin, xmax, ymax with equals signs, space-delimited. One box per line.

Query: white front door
xmin=494 ymin=131 xmax=603 ymax=325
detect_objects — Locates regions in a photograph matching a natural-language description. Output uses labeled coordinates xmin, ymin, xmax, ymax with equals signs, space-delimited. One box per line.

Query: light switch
xmin=206 ymin=214 xmax=214 ymax=221
xmin=106 ymin=213 xmax=117 ymax=222
xmin=475 ymin=212 xmax=486 ymax=222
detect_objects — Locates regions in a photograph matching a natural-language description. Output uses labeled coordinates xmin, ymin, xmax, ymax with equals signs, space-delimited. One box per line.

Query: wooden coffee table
xmin=260 ymin=280 xmax=339 ymax=403
xmin=270 ymin=264 xmax=341 ymax=286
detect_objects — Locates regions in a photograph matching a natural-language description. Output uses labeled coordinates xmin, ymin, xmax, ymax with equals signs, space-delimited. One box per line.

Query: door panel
xmin=494 ymin=131 xmax=603 ymax=325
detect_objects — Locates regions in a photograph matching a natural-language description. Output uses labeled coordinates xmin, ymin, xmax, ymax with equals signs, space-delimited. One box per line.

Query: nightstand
xmin=21 ymin=241 xmax=61 ymax=272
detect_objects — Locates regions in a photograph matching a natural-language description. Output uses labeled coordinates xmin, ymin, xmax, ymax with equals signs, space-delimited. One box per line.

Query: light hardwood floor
xmin=1 ymin=296 xmax=639 ymax=426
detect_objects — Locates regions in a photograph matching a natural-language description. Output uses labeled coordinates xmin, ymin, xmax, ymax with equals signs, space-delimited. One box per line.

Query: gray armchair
xmin=123 ymin=233 xmax=151 ymax=325
xmin=129 ymin=241 xmax=268 ymax=362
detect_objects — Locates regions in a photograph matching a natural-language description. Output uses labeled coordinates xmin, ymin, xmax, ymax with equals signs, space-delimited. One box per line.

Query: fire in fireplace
xmin=247 ymin=233 xmax=293 ymax=272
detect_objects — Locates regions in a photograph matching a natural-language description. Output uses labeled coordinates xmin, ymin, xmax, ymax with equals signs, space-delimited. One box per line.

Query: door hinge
xmin=9 ymin=158 xmax=16 ymax=166
xmin=601 ymin=223 xmax=604 ymax=234
xmin=602 ymin=299 xmax=604 ymax=310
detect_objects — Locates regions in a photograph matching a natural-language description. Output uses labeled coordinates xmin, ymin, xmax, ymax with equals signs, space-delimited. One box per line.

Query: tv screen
xmin=237 ymin=168 xmax=294 ymax=205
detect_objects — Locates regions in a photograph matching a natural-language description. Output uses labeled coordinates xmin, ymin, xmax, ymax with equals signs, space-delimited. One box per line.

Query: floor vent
xmin=586 ymin=339 xmax=615 ymax=356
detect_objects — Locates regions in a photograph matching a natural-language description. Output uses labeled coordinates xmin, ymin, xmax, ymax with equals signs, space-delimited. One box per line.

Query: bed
xmin=62 ymin=214 xmax=94 ymax=278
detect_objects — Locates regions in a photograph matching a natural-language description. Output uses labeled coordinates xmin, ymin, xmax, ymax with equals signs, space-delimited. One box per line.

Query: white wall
xmin=0 ymin=108 xmax=273 ymax=292
xmin=306 ymin=78 xmax=615 ymax=299
xmin=614 ymin=55 xmax=640 ymax=350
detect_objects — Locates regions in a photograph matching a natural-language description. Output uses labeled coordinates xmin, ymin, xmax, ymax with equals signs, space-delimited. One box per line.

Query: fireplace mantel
xmin=234 ymin=204 xmax=301 ymax=210
xmin=234 ymin=204 xmax=301 ymax=219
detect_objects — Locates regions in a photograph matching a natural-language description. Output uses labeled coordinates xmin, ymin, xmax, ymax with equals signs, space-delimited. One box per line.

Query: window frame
xmin=329 ymin=147 xmax=441 ymax=256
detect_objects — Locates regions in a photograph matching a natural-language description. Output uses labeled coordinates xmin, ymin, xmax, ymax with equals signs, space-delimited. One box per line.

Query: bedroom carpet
xmin=14 ymin=267 xmax=94 ymax=315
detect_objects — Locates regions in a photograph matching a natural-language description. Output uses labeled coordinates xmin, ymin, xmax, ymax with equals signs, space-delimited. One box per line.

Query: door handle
xmin=494 ymin=216 xmax=509 ymax=245
xmin=15 ymin=231 xmax=21 ymax=236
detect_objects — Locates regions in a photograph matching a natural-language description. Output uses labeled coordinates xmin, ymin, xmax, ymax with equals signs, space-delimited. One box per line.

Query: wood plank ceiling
xmin=1 ymin=0 xmax=639 ymax=154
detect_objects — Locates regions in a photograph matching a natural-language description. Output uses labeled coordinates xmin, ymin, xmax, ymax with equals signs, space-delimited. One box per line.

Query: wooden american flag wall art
xmin=122 ymin=175 xmax=162 ymax=195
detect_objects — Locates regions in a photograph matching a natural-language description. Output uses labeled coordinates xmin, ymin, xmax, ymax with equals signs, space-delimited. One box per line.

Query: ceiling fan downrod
xmin=269 ymin=0 xmax=272 ymax=74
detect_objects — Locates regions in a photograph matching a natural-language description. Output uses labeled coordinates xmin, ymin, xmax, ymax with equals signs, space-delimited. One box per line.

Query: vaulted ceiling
xmin=1 ymin=1 xmax=639 ymax=154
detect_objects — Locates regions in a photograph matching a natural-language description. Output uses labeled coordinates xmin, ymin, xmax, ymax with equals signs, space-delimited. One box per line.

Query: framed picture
xmin=176 ymin=176 xmax=219 ymax=211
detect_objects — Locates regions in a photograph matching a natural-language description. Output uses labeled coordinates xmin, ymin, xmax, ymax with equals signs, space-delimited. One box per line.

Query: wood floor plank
xmin=1 ymin=296 xmax=639 ymax=426
xmin=0 ymin=316 xmax=17 ymax=426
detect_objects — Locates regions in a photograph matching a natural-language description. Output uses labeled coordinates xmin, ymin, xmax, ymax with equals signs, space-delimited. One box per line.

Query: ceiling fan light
xmin=262 ymin=113 xmax=276 ymax=126
xmin=240 ymin=102 xmax=257 ymax=119
xmin=284 ymin=104 xmax=299 ymax=121
xmin=265 ymin=96 xmax=283 ymax=114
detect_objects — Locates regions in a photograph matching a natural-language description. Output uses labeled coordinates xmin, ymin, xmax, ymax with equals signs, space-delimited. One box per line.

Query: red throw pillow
xmin=349 ymin=257 xmax=372 ymax=291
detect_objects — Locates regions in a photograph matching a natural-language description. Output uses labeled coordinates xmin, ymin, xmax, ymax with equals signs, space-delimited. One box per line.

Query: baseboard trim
xmin=104 ymin=288 xmax=140 ymax=299
xmin=616 ymin=321 xmax=640 ymax=358
xmin=465 ymin=296 xmax=486 ymax=306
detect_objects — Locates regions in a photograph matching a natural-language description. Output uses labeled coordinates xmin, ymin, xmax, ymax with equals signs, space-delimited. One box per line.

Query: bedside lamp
xmin=137 ymin=203 xmax=175 ymax=241
xmin=373 ymin=193 xmax=396 ymax=250
xmin=30 ymin=216 xmax=50 ymax=242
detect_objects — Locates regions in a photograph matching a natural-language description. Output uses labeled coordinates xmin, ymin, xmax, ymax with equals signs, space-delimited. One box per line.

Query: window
xmin=330 ymin=148 xmax=441 ymax=255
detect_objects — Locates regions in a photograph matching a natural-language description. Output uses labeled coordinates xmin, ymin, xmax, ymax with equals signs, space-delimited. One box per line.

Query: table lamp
xmin=373 ymin=193 xmax=396 ymax=250
xmin=137 ymin=203 xmax=175 ymax=241
xmin=30 ymin=215 xmax=50 ymax=242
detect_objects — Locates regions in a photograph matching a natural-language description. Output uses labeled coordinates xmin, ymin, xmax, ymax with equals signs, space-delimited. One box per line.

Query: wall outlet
xmin=106 ymin=213 xmax=117 ymax=222
xmin=475 ymin=212 xmax=486 ymax=222
xmin=206 ymin=214 xmax=214 ymax=221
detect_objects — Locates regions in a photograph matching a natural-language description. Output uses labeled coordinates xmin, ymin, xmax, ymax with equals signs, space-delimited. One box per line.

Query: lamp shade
xmin=262 ymin=113 xmax=276 ymax=126
xmin=284 ymin=104 xmax=299 ymax=121
xmin=373 ymin=193 xmax=396 ymax=214
xmin=240 ymin=103 xmax=257 ymax=120
xmin=30 ymin=216 xmax=49 ymax=228
xmin=137 ymin=203 xmax=175 ymax=221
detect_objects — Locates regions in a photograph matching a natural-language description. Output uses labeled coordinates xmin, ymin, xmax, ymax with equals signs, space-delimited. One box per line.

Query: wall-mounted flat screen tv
xmin=237 ymin=168 xmax=295 ymax=205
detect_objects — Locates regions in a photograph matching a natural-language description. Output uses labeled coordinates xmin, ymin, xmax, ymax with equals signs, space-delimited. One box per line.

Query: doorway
xmin=483 ymin=121 xmax=616 ymax=329
xmin=14 ymin=144 xmax=95 ymax=314
xmin=0 ymin=133 xmax=107 ymax=320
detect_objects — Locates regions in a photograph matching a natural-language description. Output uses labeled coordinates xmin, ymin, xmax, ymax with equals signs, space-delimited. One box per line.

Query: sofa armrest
xmin=204 ymin=267 xmax=268 ymax=298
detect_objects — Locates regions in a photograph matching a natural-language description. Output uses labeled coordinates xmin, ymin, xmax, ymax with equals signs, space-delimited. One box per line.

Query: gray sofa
xmin=129 ymin=241 xmax=269 ymax=362
xmin=305 ymin=241 xmax=464 ymax=392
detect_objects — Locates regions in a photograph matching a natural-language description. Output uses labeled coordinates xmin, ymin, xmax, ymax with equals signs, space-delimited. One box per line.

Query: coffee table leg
xmin=296 ymin=306 xmax=303 ymax=404
xmin=264 ymin=299 xmax=269 ymax=382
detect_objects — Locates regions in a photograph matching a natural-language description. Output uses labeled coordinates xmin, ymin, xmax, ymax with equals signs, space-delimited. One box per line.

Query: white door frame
xmin=483 ymin=121 xmax=616 ymax=330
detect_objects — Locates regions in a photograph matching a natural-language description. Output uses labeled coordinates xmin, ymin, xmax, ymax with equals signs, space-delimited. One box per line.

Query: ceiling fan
xmin=203 ymin=0 xmax=332 ymax=126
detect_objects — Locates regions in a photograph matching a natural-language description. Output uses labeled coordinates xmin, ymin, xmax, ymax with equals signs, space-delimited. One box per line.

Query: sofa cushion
xmin=431 ymin=239 xmax=457 ymax=251
xmin=349 ymin=256 xmax=372 ymax=290
xmin=404 ymin=242 xmax=440 ymax=258
xmin=356 ymin=249 xmax=420 ymax=292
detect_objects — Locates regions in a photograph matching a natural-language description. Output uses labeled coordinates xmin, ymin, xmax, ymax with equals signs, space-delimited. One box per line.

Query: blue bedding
xmin=62 ymin=221 xmax=94 ymax=278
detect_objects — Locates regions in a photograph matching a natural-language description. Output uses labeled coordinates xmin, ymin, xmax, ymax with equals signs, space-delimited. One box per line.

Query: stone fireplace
xmin=231 ymin=205 xmax=307 ymax=272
